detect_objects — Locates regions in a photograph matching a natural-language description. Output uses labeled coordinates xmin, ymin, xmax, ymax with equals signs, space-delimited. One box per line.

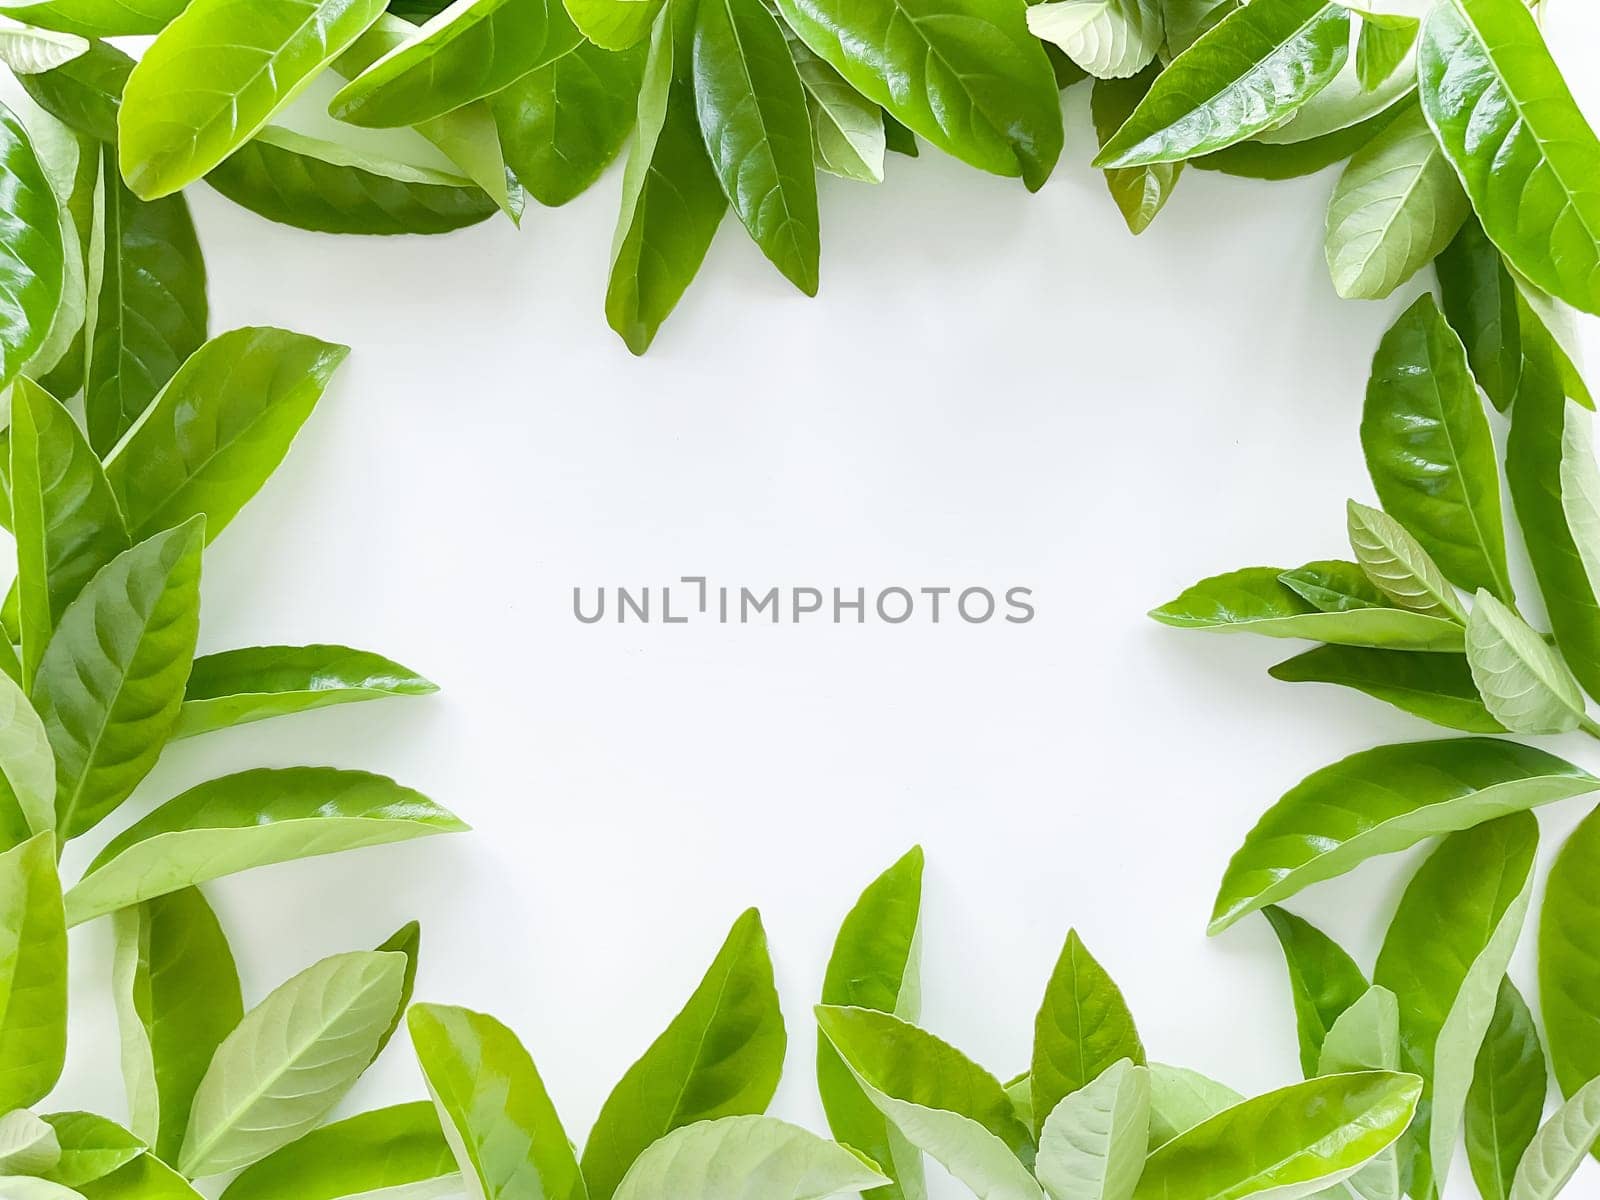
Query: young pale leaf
xmin=1435 ymin=215 xmax=1521 ymax=412
xmin=408 ymin=1003 xmax=585 ymax=1200
xmin=112 ymin=887 xmax=243 ymax=1162
xmin=815 ymin=1005 xmax=1042 ymax=1200
xmin=0 ymin=1177 xmax=89 ymax=1199
xmin=1150 ymin=566 xmax=1464 ymax=652
xmin=1346 ymin=500 xmax=1465 ymax=620
xmin=818 ymin=847 xmax=925 ymax=1200
xmin=0 ymin=833 xmax=65 ymax=1112
xmin=1317 ymin=986 xmax=1400 ymax=1075
xmin=0 ymin=673 xmax=52 ymax=849
xmin=176 ymin=644 xmax=437 ymax=739
xmin=1208 ymin=738 xmax=1594 ymax=933
xmin=1508 ymin=1076 xmax=1600 ymax=1200
xmin=0 ymin=101 xmax=65 ymax=389
xmin=118 ymin=0 xmax=388 ymax=199
xmin=0 ymin=16 xmax=85 ymax=73
xmin=66 ymin=767 xmax=468 ymax=924
xmin=1417 ymin=0 xmax=1600 ymax=316
xmin=180 ymin=950 xmax=407 ymax=1177
xmin=1262 ymin=906 xmax=1369 ymax=1077
xmin=218 ymin=1102 xmax=457 ymax=1200
xmin=0 ymin=1108 xmax=60 ymax=1175
xmin=39 ymin=1113 xmax=144 ymax=1188
xmin=1361 ymin=293 xmax=1510 ymax=599
xmin=612 ymin=1116 xmax=888 ymax=1200
xmin=1324 ymin=101 xmax=1464 ymax=302
xmin=562 ymin=0 xmax=662 ymax=49
xmin=1090 ymin=67 xmax=1182 ymax=235
xmin=1268 ymin=645 xmax=1504 ymax=733
xmin=104 ymin=327 xmax=348 ymax=543
xmin=1466 ymin=590 xmax=1586 ymax=735
xmin=776 ymin=15 xmax=883 ymax=185
xmin=17 ymin=37 xmax=130 ymax=143
xmin=1130 ymin=1071 xmax=1421 ymax=1200
xmin=1540 ymin=804 xmax=1600 ymax=1098
xmin=1464 ymin=979 xmax=1547 ymax=1200
xmin=1093 ymin=0 xmax=1349 ymax=168
xmin=1032 ymin=931 xmax=1145 ymax=1138
xmin=33 ymin=519 xmax=204 ymax=840
xmin=1146 ymin=1065 xmax=1241 ymax=1145
xmin=581 ymin=908 xmax=785 ymax=1200
xmin=773 ymin=0 xmax=1062 ymax=190
xmin=1374 ymin=814 xmax=1538 ymax=1198
xmin=1035 ymin=1059 xmax=1149 ymax=1200
xmin=1027 ymin=0 xmax=1161 ymax=81
xmin=328 ymin=0 xmax=582 ymax=129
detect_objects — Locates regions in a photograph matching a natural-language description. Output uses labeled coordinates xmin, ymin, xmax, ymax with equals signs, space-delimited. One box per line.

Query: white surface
xmin=53 ymin=14 xmax=1600 ymax=1197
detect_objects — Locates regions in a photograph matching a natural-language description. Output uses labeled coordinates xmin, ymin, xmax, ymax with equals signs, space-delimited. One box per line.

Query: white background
xmin=48 ymin=10 xmax=1600 ymax=1196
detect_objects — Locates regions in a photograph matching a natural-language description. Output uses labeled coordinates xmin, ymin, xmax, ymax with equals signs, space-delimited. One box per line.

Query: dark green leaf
xmin=1091 ymin=66 xmax=1181 ymax=234
xmin=1540 ymin=803 xmax=1600 ymax=1099
xmin=1261 ymin=906 xmax=1369 ymax=1077
xmin=1268 ymin=644 xmax=1504 ymax=733
xmin=1465 ymin=978 xmax=1547 ymax=1200
xmin=1435 ymin=214 xmax=1520 ymax=412
xmin=17 ymin=37 xmax=131 ymax=143
xmin=0 ymin=101 xmax=64 ymax=389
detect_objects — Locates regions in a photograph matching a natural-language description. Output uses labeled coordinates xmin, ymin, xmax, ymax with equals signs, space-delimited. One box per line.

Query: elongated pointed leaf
xmin=1346 ymin=500 xmax=1464 ymax=620
xmin=0 ymin=1109 xmax=62 ymax=1176
xmin=562 ymin=0 xmax=662 ymax=50
xmin=1466 ymin=590 xmax=1586 ymax=734
xmin=1032 ymin=931 xmax=1145 ymax=1139
xmin=18 ymin=38 xmax=131 ymax=143
xmin=0 ymin=833 xmax=65 ymax=1112
xmin=1209 ymin=738 xmax=1594 ymax=933
xmin=218 ymin=1102 xmax=457 ymax=1200
xmin=1091 ymin=67 xmax=1182 ymax=235
xmin=0 ymin=101 xmax=64 ymax=389
xmin=1262 ymin=906 xmax=1369 ymax=1077
xmin=78 ymin=1154 xmax=201 ymax=1198
xmin=779 ymin=18 xmax=883 ymax=184
xmin=370 ymin=920 xmax=419 ymax=1066
xmin=33 ymin=519 xmax=203 ymax=840
xmin=1268 ymin=645 xmax=1503 ymax=733
xmin=180 ymin=950 xmax=407 ymax=1177
xmin=66 ymin=767 xmax=467 ymax=924
xmin=0 ymin=673 xmax=53 ymax=849
xmin=0 ymin=18 xmax=84 ymax=72
xmin=1035 ymin=1059 xmax=1149 ymax=1200
xmin=1316 ymin=988 xmax=1403 ymax=1200
xmin=1146 ymin=1065 xmax=1241 ymax=1146
xmin=1540 ymin=804 xmax=1600 ymax=1098
xmin=1193 ymin=100 xmax=1401 ymax=180
xmin=1465 ymin=979 xmax=1547 ymax=1200
xmin=1436 ymin=215 xmax=1520 ymax=412
xmin=39 ymin=1113 xmax=144 ymax=1188
xmin=613 ymin=1116 xmax=887 ymax=1200
xmin=0 ymin=0 xmax=186 ymax=37
xmin=1027 ymin=0 xmax=1161 ymax=81
xmin=1279 ymin=560 xmax=1389 ymax=612
xmin=581 ymin=908 xmax=785 ymax=1200
xmin=1508 ymin=1075 xmax=1600 ymax=1200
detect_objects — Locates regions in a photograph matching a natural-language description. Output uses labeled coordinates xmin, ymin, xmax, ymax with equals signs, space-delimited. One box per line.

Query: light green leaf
xmin=1278 ymin=560 xmax=1389 ymax=612
xmin=118 ymin=0 xmax=387 ymax=199
xmin=0 ymin=101 xmax=65 ymax=390
xmin=1091 ymin=67 xmax=1182 ymax=234
xmin=1508 ymin=1075 xmax=1600 ymax=1200
xmin=1465 ymin=979 xmax=1547 ymax=1200
xmin=1466 ymin=589 xmax=1586 ymax=734
xmin=1435 ymin=215 xmax=1521 ymax=412
xmin=1035 ymin=1059 xmax=1149 ymax=1200
xmin=1417 ymin=0 xmax=1600 ymax=316
xmin=581 ymin=908 xmax=785 ymax=1200
xmin=0 ymin=16 xmax=84 ymax=73
xmin=33 ymin=519 xmax=203 ymax=840
xmin=1374 ymin=813 xmax=1537 ymax=1198
xmin=1146 ymin=1065 xmax=1240 ymax=1146
xmin=0 ymin=1178 xmax=85 ymax=1199
xmin=179 ymin=950 xmax=407 ymax=1178
xmin=561 ymin=0 xmax=661 ymax=50
xmin=1540 ymin=803 xmax=1600 ymax=1098
xmin=66 ymin=767 xmax=468 ymax=925
xmin=777 ymin=14 xmax=883 ymax=184
xmin=103 ymin=327 xmax=347 ymax=543
xmin=1027 ymin=0 xmax=1161 ymax=80
xmin=1267 ymin=645 xmax=1504 ymax=733
xmin=1262 ymin=906 xmax=1369 ymax=1077
xmin=1032 ymin=931 xmax=1145 ymax=1139
xmin=78 ymin=1153 xmax=202 ymax=1198
xmin=218 ymin=1102 xmax=458 ymax=1200
xmin=1354 ymin=14 xmax=1413 ymax=91
xmin=409 ymin=1003 xmax=585 ymax=1200
xmin=39 ymin=1113 xmax=144 ymax=1188
xmin=0 ymin=1109 xmax=62 ymax=1174
xmin=0 ymin=0 xmax=185 ymax=36
xmin=1317 ymin=986 xmax=1400 ymax=1075
xmin=1346 ymin=499 xmax=1465 ymax=620
xmin=0 ymin=833 xmax=65 ymax=1112
xmin=613 ymin=1116 xmax=888 ymax=1200
xmin=1208 ymin=738 xmax=1594 ymax=933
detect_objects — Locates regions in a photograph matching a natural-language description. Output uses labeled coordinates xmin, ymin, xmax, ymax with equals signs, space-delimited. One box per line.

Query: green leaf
xmin=1093 ymin=0 xmax=1350 ymax=168
xmin=0 ymin=1177 xmax=85 ymax=1199
xmin=1346 ymin=499 xmax=1465 ymax=620
xmin=1540 ymin=803 xmax=1600 ymax=1098
xmin=1278 ymin=560 xmax=1389 ymax=612
xmin=492 ymin=40 xmax=647 ymax=208
xmin=1032 ymin=930 xmax=1145 ymax=1139
xmin=0 ymin=1108 xmax=62 ymax=1174
xmin=1508 ymin=1074 xmax=1600 ymax=1200
xmin=1026 ymin=0 xmax=1161 ymax=81
xmin=65 ymin=767 xmax=468 ymax=925
xmin=815 ymin=1005 xmax=1041 ymax=1200
xmin=818 ymin=847 xmax=925 ymax=1200
xmin=1354 ymin=14 xmax=1414 ymax=91
xmin=0 ymin=17 xmax=85 ymax=73
xmin=1466 ymin=589 xmax=1587 ymax=735
xmin=1130 ymin=1071 xmax=1421 ymax=1200
xmin=103 ymin=327 xmax=348 ymax=543
xmin=1208 ymin=738 xmax=1594 ymax=933
xmin=409 ymin=1003 xmax=586 ymax=1200
xmin=0 ymin=833 xmax=65 ymax=1112
xmin=18 ymin=37 xmax=131 ymax=143
xmin=1146 ymin=1064 xmax=1240 ymax=1146
xmin=328 ymin=0 xmax=582 ymax=129
xmin=86 ymin=145 xmax=207 ymax=457
xmin=1149 ymin=566 xmax=1465 ymax=651
xmin=1091 ymin=66 xmax=1182 ymax=235
xmin=562 ymin=0 xmax=663 ymax=50
xmin=773 ymin=0 xmax=1062 ymax=190
xmin=1373 ymin=813 xmax=1538 ymax=1198
xmin=205 ymin=126 xmax=499 ymax=235
xmin=0 ymin=101 xmax=65 ymax=389
xmin=605 ymin=10 xmax=725 ymax=355
xmin=1035 ymin=1059 xmax=1149 ymax=1200
xmin=33 ymin=519 xmax=204 ymax=840
xmin=218 ymin=1102 xmax=457 ymax=1200
xmin=1317 ymin=986 xmax=1400 ymax=1075
xmin=179 ymin=949 xmax=407 ymax=1178
xmin=777 ymin=13 xmax=884 ymax=184
xmin=39 ymin=1113 xmax=144 ymax=1187
xmin=370 ymin=920 xmax=419 ymax=1065
xmin=9 ymin=376 xmax=130 ymax=688
xmin=112 ymin=887 xmax=243 ymax=1162
xmin=1191 ymin=99 xmax=1400 ymax=180
xmin=1417 ymin=0 xmax=1600 ymax=316
xmin=1435 ymin=215 xmax=1521 ymax=412
xmin=118 ymin=0 xmax=388 ymax=199
xmin=1261 ymin=906 xmax=1369 ymax=1077
xmin=1268 ymin=645 xmax=1504 ymax=733
xmin=1465 ymin=979 xmax=1547 ymax=1200
xmin=0 ymin=0 xmax=185 ymax=37
xmin=581 ymin=907 xmax=785 ymax=1200
xmin=692 ymin=0 xmax=819 ymax=295
xmin=177 ymin=643 xmax=437 ymax=738
xmin=612 ymin=1116 xmax=888 ymax=1200
xmin=1361 ymin=292 xmax=1510 ymax=599
xmin=78 ymin=1153 xmax=202 ymax=1199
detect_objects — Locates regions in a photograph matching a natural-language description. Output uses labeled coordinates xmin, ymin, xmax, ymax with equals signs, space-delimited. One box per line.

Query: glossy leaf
xmin=612 ymin=1116 xmax=888 ymax=1200
xmin=773 ymin=0 xmax=1062 ymax=189
xmin=1267 ymin=645 xmax=1504 ymax=733
xmin=0 ymin=17 xmax=84 ymax=73
xmin=562 ymin=0 xmax=662 ymax=50
xmin=1091 ymin=67 xmax=1182 ymax=235
xmin=218 ymin=1102 xmax=457 ymax=1200
xmin=17 ymin=37 xmax=131 ymax=143
xmin=1278 ymin=560 xmax=1388 ymax=612
xmin=1027 ymin=0 xmax=1161 ymax=81
xmin=1146 ymin=1065 xmax=1241 ymax=1146
xmin=370 ymin=920 xmax=419 ymax=1066
xmin=1032 ymin=930 xmax=1145 ymax=1138
xmin=33 ymin=519 xmax=204 ymax=840
xmin=1262 ymin=906 xmax=1369 ymax=1077
xmin=1255 ymin=39 xmax=1413 ymax=146
xmin=1093 ymin=0 xmax=1350 ymax=168
xmin=777 ymin=15 xmax=883 ymax=184
xmin=410 ymin=1003 xmax=585 ymax=1200
xmin=1354 ymin=14 xmax=1413 ymax=91
xmin=39 ymin=1113 xmax=143 ymax=1187
xmin=104 ymin=327 xmax=348 ymax=543
xmin=1465 ymin=979 xmax=1547 ymax=1200
xmin=112 ymin=887 xmax=243 ymax=1162
xmin=1508 ymin=1075 xmax=1600 ymax=1200
xmin=1540 ymin=803 xmax=1600 ymax=1098
xmin=1192 ymin=99 xmax=1398 ymax=179
xmin=0 ymin=1109 xmax=62 ymax=1176
xmin=1417 ymin=0 xmax=1600 ymax=316
xmin=1035 ymin=1059 xmax=1149 ymax=1200
xmin=1466 ymin=589 xmax=1586 ymax=735
xmin=1435 ymin=215 xmax=1521 ymax=412
xmin=180 ymin=950 xmax=407 ymax=1177
xmin=0 ymin=671 xmax=54 ymax=853
xmin=0 ymin=101 xmax=64 ymax=389
xmin=581 ymin=908 xmax=785 ymax=1200
xmin=1208 ymin=737 xmax=1594 ymax=933
xmin=0 ymin=833 xmax=65 ymax=1112
xmin=78 ymin=1154 xmax=202 ymax=1199
xmin=66 ymin=767 xmax=468 ymax=925
xmin=1373 ymin=814 xmax=1537 ymax=1198
xmin=0 ymin=0 xmax=186 ymax=36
